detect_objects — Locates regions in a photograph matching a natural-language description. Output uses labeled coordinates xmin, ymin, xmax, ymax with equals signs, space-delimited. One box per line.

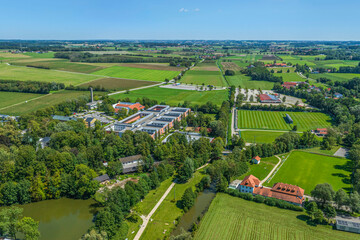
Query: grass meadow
xmin=92 ymin=65 xmax=180 ymax=82
xmin=240 ymin=130 xmax=290 ymax=144
xmin=0 ymin=64 xmax=100 ymax=86
xmin=110 ymin=87 xmax=228 ymax=106
xmin=181 ymin=70 xmax=226 ymax=86
xmin=226 ymin=74 xmax=274 ymax=89
xmin=194 ymin=193 xmax=356 ymax=240
xmin=238 ymin=110 xmax=332 ymax=131
xmin=0 ymin=90 xmax=88 ymax=115
xmin=78 ymin=77 xmax=157 ymax=91
xmin=0 ymin=92 xmax=43 ymax=110
xmin=266 ymin=151 xmax=352 ymax=193
xmin=311 ymin=73 xmax=360 ymax=82
xmin=192 ymin=62 xmax=219 ymax=71
xmin=23 ymin=52 xmax=55 ymax=58
xmin=238 ymin=156 xmax=279 ymax=181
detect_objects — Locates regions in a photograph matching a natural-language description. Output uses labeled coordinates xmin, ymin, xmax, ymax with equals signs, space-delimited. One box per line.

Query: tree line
xmin=0 ymin=79 xmax=65 ymax=94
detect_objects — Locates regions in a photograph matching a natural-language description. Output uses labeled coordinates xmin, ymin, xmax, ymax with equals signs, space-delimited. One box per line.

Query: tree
xmin=106 ymin=161 xmax=123 ymax=178
xmin=0 ymin=206 xmax=23 ymax=239
xmin=349 ymin=191 xmax=360 ymax=213
xmin=216 ymin=174 xmax=228 ymax=192
xmin=178 ymin=158 xmax=194 ymax=182
xmin=81 ymin=229 xmax=108 ymax=240
xmin=292 ymin=125 xmax=298 ymax=131
xmin=73 ymin=164 xmax=99 ymax=199
xmin=306 ymin=201 xmax=318 ymax=221
xmin=311 ymin=183 xmax=335 ymax=206
xmin=181 ymin=187 xmax=196 ymax=211
xmin=323 ymin=204 xmax=336 ymax=222
xmin=17 ymin=217 xmax=40 ymax=240
xmin=335 ymin=189 xmax=349 ymax=210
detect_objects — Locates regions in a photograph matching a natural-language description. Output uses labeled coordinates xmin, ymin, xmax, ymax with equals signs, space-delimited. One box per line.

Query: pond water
xmin=18 ymin=198 xmax=97 ymax=240
xmin=172 ymin=187 xmax=216 ymax=236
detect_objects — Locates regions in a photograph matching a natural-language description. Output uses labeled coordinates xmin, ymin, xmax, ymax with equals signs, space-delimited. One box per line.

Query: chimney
xmin=90 ymin=87 xmax=94 ymax=102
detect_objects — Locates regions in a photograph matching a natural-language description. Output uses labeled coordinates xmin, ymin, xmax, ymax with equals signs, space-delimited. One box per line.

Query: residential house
xmin=281 ymin=82 xmax=297 ymax=89
xmin=93 ymin=174 xmax=110 ymax=185
xmin=252 ymin=156 xmax=261 ymax=164
xmin=119 ymin=155 xmax=143 ymax=173
xmin=314 ymin=128 xmax=328 ymax=136
xmin=239 ymin=175 xmax=260 ymax=194
xmin=336 ymin=215 xmax=360 ymax=234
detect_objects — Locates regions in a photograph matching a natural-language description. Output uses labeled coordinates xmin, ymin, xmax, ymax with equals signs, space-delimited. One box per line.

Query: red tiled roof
xmin=240 ymin=175 xmax=260 ymax=188
xmin=253 ymin=186 xmax=303 ymax=205
xmin=282 ymin=82 xmax=297 ymax=86
xmin=259 ymin=94 xmax=271 ymax=101
xmin=115 ymin=103 xmax=145 ymax=112
xmin=271 ymin=183 xmax=304 ymax=197
xmin=252 ymin=156 xmax=261 ymax=161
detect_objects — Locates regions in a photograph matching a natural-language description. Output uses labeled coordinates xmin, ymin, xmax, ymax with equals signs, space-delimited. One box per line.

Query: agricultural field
xmin=221 ymin=62 xmax=241 ymax=72
xmin=232 ymin=60 xmax=250 ymax=68
xmin=141 ymin=171 xmax=205 ymax=240
xmin=238 ymin=110 xmax=332 ymax=131
xmin=181 ymin=70 xmax=226 ymax=86
xmin=266 ymin=151 xmax=352 ymax=193
xmin=226 ymin=74 xmax=274 ymax=89
xmin=0 ymin=64 xmax=100 ymax=85
xmin=23 ymin=52 xmax=55 ymax=58
xmin=311 ymin=73 xmax=360 ymax=82
xmin=273 ymin=72 xmax=305 ymax=82
xmin=194 ymin=193 xmax=356 ymax=240
xmin=110 ymin=86 xmax=228 ymax=106
xmin=11 ymin=60 xmax=105 ymax=73
xmin=239 ymin=156 xmax=279 ymax=181
xmin=0 ymin=92 xmax=43 ymax=110
xmin=0 ymin=90 xmax=88 ymax=115
xmin=0 ymin=52 xmax=29 ymax=60
xmin=240 ymin=130 xmax=290 ymax=144
xmin=225 ymin=54 xmax=263 ymax=62
xmin=92 ymin=66 xmax=180 ymax=82
xmin=192 ymin=62 xmax=219 ymax=71
xmin=79 ymin=78 xmax=157 ymax=91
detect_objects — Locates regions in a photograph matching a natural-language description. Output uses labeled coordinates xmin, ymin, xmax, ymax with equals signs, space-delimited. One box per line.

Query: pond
xmin=18 ymin=198 xmax=97 ymax=240
xmin=172 ymin=187 xmax=216 ymax=236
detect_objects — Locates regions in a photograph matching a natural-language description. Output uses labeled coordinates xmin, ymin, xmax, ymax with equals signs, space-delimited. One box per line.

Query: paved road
xmin=260 ymin=155 xmax=282 ymax=186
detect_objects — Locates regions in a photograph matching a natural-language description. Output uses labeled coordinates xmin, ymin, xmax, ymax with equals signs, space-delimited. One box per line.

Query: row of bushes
xmin=227 ymin=188 xmax=303 ymax=212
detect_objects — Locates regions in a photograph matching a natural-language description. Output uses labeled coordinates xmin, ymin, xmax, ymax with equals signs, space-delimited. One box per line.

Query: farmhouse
xmin=314 ymin=128 xmax=328 ymax=136
xmin=113 ymin=102 xmax=145 ymax=113
xmin=281 ymin=82 xmax=297 ymax=89
xmin=119 ymin=155 xmax=143 ymax=173
xmin=259 ymin=94 xmax=282 ymax=103
xmin=106 ymin=105 xmax=190 ymax=139
xmin=285 ymin=114 xmax=293 ymax=124
xmin=251 ymin=156 xmax=261 ymax=164
xmin=336 ymin=215 xmax=360 ymax=234
xmin=234 ymin=175 xmax=305 ymax=206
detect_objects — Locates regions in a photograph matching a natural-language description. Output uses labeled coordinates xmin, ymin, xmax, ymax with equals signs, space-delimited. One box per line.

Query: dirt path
xmin=260 ymin=155 xmax=282 ymax=186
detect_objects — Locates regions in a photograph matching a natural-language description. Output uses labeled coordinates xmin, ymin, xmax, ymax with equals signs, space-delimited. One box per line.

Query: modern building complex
xmin=106 ymin=105 xmax=191 ymax=139
xmin=230 ymin=175 xmax=305 ymax=206
xmin=259 ymin=94 xmax=282 ymax=103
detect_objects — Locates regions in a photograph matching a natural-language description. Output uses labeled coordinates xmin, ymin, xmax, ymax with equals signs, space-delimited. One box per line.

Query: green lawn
xmin=240 ymin=130 xmax=290 ymax=143
xmin=238 ymin=156 xmax=279 ymax=181
xmin=23 ymin=52 xmax=55 ymax=58
xmin=0 ymin=90 xmax=88 ymax=115
xmin=0 ymin=64 xmax=100 ymax=86
xmin=238 ymin=110 xmax=332 ymax=131
xmin=92 ymin=65 xmax=180 ymax=82
xmin=110 ymin=86 xmax=229 ymax=106
xmin=226 ymin=74 xmax=274 ymax=89
xmin=265 ymin=151 xmax=352 ymax=193
xmin=140 ymin=171 xmax=205 ymax=240
xmin=0 ymin=92 xmax=43 ymax=110
xmin=181 ymin=70 xmax=226 ymax=86
xmin=79 ymin=77 xmax=157 ymax=91
xmin=311 ymin=73 xmax=360 ymax=82
xmin=273 ymin=72 xmax=305 ymax=82
xmin=194 ymin=193 xmax=356 ymax=240
xmin=300 ymin=146 xmax=341 ymax=156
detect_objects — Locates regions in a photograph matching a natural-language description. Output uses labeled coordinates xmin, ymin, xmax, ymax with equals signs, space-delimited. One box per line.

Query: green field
xmin=238 ymin=110 xmax=332 ymax=131
xmin=92 ymin=65 xmax=180 ymax=82
xmin=110 ymin=86 xmax=228 ymax=106
xmin=226 ymin=74 xmax=274 ymax=89
xmin=311 ymin=73 xmax=360 ymax=82
xmin=23 ymin=52 xmax=55 ymax=58
xmin=0 ymin=64 xmax=100 ymax=86
xmin=240 ymin=130 xmax=290 ymax=143
xmin=273 ymin=72 xmax=305 ymax=82
xmin=12 ymin=60 xmax=105 ymax=73
xmin=0 ymin=92 xmax=43 ymax=110
xmin=181 ymin=70 xmax=226 ymax=86
xmin=266 ymin=151 xmax=352 ymax=193
xmin=239 ymin=156 xmax=279 ymax=181
xmin=194 ymin=193 xmax=356 ymax=240
xmin=78 ymin=77 xmax=157 ymax=91
xmin=192 ymin=62 xmax=219 ymax=71
xmin=0 ymin=90 xmax=88 ymax=115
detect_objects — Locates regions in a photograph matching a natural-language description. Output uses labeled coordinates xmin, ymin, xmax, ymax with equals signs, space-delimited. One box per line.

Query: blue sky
xmin=1 ymin=0 xmax=359 ymax=40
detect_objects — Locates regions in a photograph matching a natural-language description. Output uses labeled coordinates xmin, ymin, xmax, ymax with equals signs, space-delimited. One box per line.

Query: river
xmin=15 ymin=198 xmax=97 ymax=240
xmin=172 ymin=187 xmax=216 ymax=236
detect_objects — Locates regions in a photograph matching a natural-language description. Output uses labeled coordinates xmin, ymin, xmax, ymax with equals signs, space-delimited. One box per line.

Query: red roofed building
xmin=113 ymin=102 xmax=145 ymax=113
xmin=282 ymin=82 xmax=297 ymax=89
xmin=252 ymin=156 xmax=261 ymax=164
xmin=314 ymin=128 xmax=328 ymax=136
xmin=238 ymin=175 xmax=305 ymax=206
xmin=259 ymin=94 xmax=282 ymax=103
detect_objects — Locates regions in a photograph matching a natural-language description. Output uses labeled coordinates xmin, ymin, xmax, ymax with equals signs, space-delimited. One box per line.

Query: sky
xmin=1 ymin=0 xmax=359 ymax=40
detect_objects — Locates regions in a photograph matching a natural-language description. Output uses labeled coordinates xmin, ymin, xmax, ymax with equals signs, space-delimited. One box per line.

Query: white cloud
xmin=179 ymin=8 xmax=189 ymax=12
xmin=194 ymin=8 xmax=200 ymax=12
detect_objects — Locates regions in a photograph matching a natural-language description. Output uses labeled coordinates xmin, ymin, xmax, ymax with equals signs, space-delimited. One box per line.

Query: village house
xmin=251 ymin=156 xmax=261 ymax=164
xmin=93 ymin=174 xmax=110 ymax=185
xmin=119 ymin=155 xmax=143 ymax=173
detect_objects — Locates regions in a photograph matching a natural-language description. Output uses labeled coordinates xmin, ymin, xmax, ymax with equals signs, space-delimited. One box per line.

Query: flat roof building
xmin=336 ymin=215 xmax=360 ymax=234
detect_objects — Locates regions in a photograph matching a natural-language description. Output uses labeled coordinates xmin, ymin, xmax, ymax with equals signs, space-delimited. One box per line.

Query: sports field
xmin=92 ymin=65 xmax=180 ymax=82
xmin=194 ymin=193 xmax=356 ymax=240
xmin=79 ymin=77 xmax=157 ymax=91
xmin=0 ymin=92 xmax=43 ymax=110
xmin=110 ymin=86 xmax=228 ymax=106
xmin=265 ymin=151 xmax=352 ymax=193
xmin=181 ymin=70 xmax=226 ymax=86
xmin=226 ymin=74 xmax=274 ymax=89
xmin=0 ymin=64 xmax=100 ymax=85
xmin=240 ymin=130 xmax=290 ymax=143
xmin=0 ymin=90 xmax=88 ymax=115
xmin=238 ymin=110 xmax=332 ymax=131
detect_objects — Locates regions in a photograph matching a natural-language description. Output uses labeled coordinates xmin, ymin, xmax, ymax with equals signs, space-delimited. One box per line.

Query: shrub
xmin=254 ymin=195 xmax=265 ymax=203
